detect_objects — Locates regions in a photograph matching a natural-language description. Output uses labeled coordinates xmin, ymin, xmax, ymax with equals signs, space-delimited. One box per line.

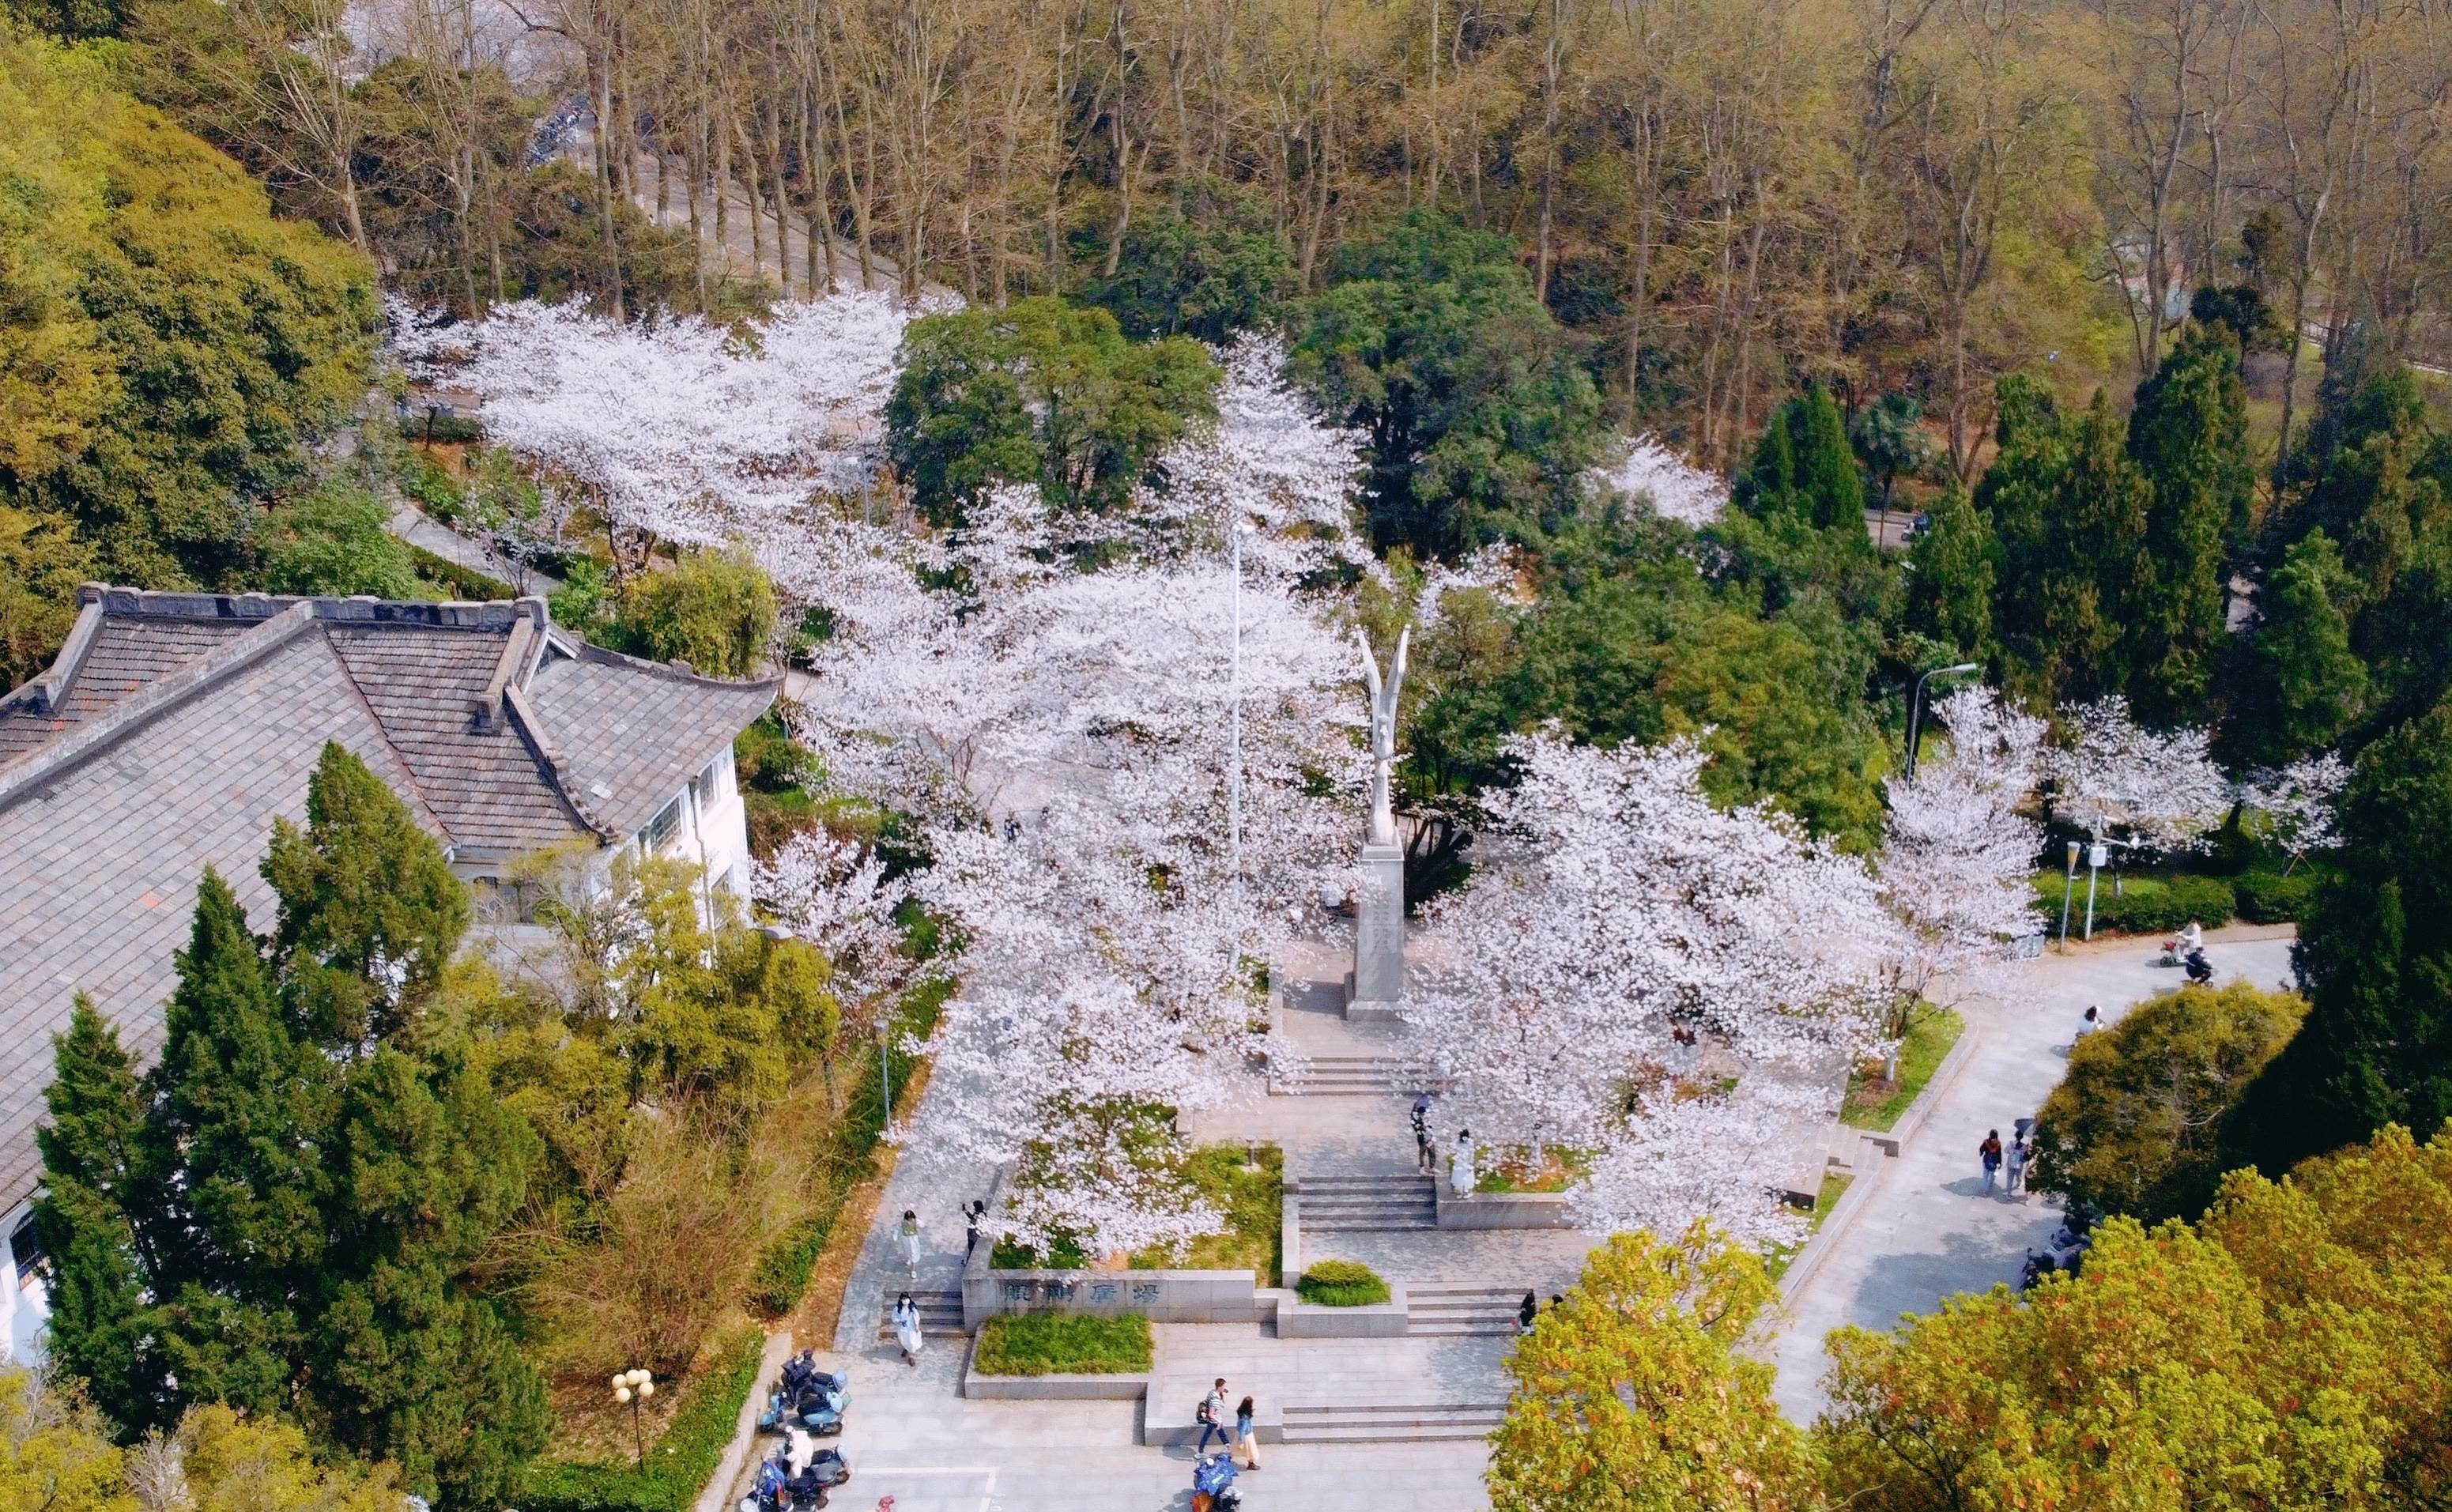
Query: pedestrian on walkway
xmin=964 ymin=1200 xmax=986 ymax=1258
xmin=1235 ymin=1395 xmax=1260 ymax=1469
xmin=1451 ymin=1128 xmax=1477 ymax=1197
xmin=1518 ymin=1291 xmax=1537 ymax=1334
xmin=1979 ymin=1129 xmax=2003 ymax=1194
xmin=1196 ymin=1378 xmax=1230 ymax=1454
xmin=1411 ymin=1092 xmax=1435 ymax=1174
xmin=892 ymin=1293 xmax=924 ymax=1367
xmin=898 ymin=1209 xmax=922 ymax=1278
xmin=2076 ymin=1005 xmax=2101 ymax=1042
xmin=2005 ymin=1133 xmax=2028 ymax=1196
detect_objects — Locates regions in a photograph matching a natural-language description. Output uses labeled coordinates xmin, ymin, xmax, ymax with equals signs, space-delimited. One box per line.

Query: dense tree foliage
xmin=596 ymin=547 xmax=781 ymax=678
xmin=888 ymin=296 xmax=1218 ymax=519
xmin=1078 ymin=179 xmax=1293 ymax=344
xmin=0 ymin=26 xmax=375 ymax=589
xmin=2031 ymin=981 xmax=2307 ymax=1224
xmin=1290 ymin=211 xmax=1601 ymax=558
xmin=2224 ymin=696 xmax=2452 ymax=1178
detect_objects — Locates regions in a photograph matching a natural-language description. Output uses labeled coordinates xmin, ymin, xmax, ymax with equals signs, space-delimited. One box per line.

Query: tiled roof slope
xmin=0 ymin=584 xmax=778 ymax=1213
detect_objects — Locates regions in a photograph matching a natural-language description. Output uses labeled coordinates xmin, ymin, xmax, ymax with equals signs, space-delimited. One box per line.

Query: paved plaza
xmin=1768 ymin=926 xmax=2297 ymax=1420
xmin=779 ymin=926 xmax=2299 ymax=1510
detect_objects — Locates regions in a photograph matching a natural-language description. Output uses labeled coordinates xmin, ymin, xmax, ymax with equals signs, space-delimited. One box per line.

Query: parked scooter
xmin=757 ymin=1352 xmax=850 ymax=1436
xmin=1191 ymin=1452 xmax=1243 ymax=1512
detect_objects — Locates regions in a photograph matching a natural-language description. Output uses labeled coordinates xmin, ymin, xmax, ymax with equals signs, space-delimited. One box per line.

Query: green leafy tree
xmin=2030 ymin=980 xmax=2307 ymax=1224
xmin=1489 ymin=1224 xmax=1817 ymax=1512
xmin=2285 ymin=366 xmax=2447 ymax=609
xmin=1851 ymin=391 xmax=1936 ymax=510
xmin=609 ymin=548 xmax=779 ymax=677
xmin=1903 ymin=484 xmax=1997 ymax=662
xmin=888 ymin=296 xmax=1219 ymax=521
xmin=1794 ymin=383 xmax=1866 ymax=530
xmin=1079 ymin=179 xmax=1293 ymax=343
xmin=2125 ymin=325 xmax=2250 ymax=720
xmin=1983 ymin=385 xmax=2148 ymax=703
xmin=2224 ymin=696 xmax=2452 ymax=1178
xmin=1288 ymin=209 xmax=1602 ymax=558
xmin=256 ymin=482 xmax=426 ymax=601
xmin=0 ymin=501 xmax=96 ymax=686
xmin=0 ymin=29 xmax=375 ymax=587
xmin=2239 ymin=527 xmax=2370 ymax=761
xmin=1742 ymin=398 xmax=1800 ymax=515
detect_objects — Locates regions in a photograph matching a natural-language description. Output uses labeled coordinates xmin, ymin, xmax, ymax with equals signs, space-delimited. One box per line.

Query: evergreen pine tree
xmin=2223 ymin=696 xmax=2452 ymax=1176
xmin=1905 ymin=484 xmax=1997 ymax=662
xmin=2126 ymin=326 xmax=2250 ymax=721
xmin=32 ymin=997 xmax=175 ymax=1433
xmin=1988 ymin=386 xmax=2147 ymax=701
xmin=2243 ymin=529 xmax=2369 ymax=760
xmin=1741 ymin=398 xmax=1801 ymax=518
xmin=264 ymin=743 xmax=470 ymax=1045
xmin=1794 ymin=383 xmax=1866 ymax=530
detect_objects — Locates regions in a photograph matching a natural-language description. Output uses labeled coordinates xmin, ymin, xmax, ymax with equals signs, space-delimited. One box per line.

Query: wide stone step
xmin=876 ymin=1291 xmax=966 ymax=1340
xmin=1279 ymin=1403 xmax=1509 ymax=1442
xmin=1304 ymin=1218 xmax=1436 ymax=1232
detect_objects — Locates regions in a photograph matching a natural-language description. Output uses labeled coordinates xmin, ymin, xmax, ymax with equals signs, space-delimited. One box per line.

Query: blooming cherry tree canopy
xmin=2049 ymin=696 xmax=2229 ymax=854
xmin=1879 ymin=686 xmax=2047 ymax=1004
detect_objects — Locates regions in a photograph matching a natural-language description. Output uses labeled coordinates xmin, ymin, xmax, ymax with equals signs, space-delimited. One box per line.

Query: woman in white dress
xmin=892 ymin=1292 xmax=924 ymax=1366
xmin=1450 ymin=1128 xmax=1477 ymax=1197
xmin=898 ymin=1209 xmax=922 ymax=1278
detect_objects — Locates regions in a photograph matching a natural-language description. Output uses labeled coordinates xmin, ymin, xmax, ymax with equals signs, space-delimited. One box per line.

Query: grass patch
xmin=1764 ymin=1173 xmax=1854 ymax=1284
xmin=521 ymin=1326 xmax=764 ymax=1512
xmin=1843 ymin=1008 xmax=1966 ymax=1133
xmin=1130 ymin=1144 xmax=1282 ymax=1278
xmin=1296 ymin=1259 xmax=1390 ymax=1307
xmin=1474 ymin=1145 xmax=1587 ymax=1194
xmin=971 ymin=1312 xmax=1152 ymax=1376
xmin=990 ymin=1231 xmax=1092 ymax=1270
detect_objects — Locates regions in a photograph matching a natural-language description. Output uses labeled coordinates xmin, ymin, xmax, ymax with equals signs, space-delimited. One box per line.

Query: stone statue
xmin=1348 ymin=627 xmax=1410 ymax=1018
xmin=1357 ymin=626 xmax=1409 ymax=848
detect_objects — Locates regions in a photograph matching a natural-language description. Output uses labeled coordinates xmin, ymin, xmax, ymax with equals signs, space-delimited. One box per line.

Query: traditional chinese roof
xmin=0 ymin=585 xmax=778 ymax=1212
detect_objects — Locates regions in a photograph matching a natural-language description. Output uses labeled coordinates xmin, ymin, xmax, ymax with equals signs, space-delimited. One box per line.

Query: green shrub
xmin=2235 ymin=866 xmax=2328 ymax=923
xmin=971 ymin=1311 xmax=1153 ymax=1376
xmin=409 ymin=544 xmax=514 ymax=601
xmin=519 ymin=1327 xmax=764 ymax=1512
xmin=1297 ymin=1259 xmax=1390 ymax=1307
xmin=2031 ymin=871 xmax=2236 ymax=935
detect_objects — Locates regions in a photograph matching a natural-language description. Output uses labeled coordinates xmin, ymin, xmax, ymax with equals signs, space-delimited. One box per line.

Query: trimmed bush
xmin=971 ymin=1311 xmax=1153 ymax=1376
xmin=2235 ymin=867 xmax=2326 ymax=923
xmin=519 ymin=1327 xmax=764 ymax=1512
xmin=2031 ymin=871 xmax=2235 ymax=936
xmin=1297 ymin=1259 xmax=1390 ymax=1307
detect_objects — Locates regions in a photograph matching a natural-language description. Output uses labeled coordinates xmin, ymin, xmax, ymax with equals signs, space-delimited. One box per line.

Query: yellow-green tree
xmin=1488 ymin=1224 xmax=1818 ymax=1511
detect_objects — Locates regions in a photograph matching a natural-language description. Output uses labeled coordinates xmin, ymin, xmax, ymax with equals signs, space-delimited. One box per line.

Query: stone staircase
xmin=1278 ymin=1401 xmax=1509 ymax=1443
xmin=1269 ymin=1052 xmax=1433 ymax=1095
xmin=1403 ymin=1283 xmax=1526 ymax=1337
xmin=1296 ymin=1172 xmax=1437 ymax=1231
xmin=874 ymin=1288 xmax=966 ymax=1340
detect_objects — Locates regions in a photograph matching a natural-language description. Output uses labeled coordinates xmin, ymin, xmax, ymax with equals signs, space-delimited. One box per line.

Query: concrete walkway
xmin=1768 ymin=926 xmax=2297 ymax=1421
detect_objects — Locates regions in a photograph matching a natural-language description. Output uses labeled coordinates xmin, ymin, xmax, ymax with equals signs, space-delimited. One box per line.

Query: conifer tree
xmin=32 ymin=998 xmax=174 ymax=1433
xmin=1744 ymin=397 xmax=1801 ymax=515
xmin=2243 ymin=528 xmax=2369 ymax=760
xmin=1794 ymin=383 xmax=1865 ymax=530
xmin=1905 ymin=484 xmax=1997 ymax=662
xmin=2126 ymin=326 xmax=2250 ymax=721
xmin=2223 ymin=695 xmax=2452 ymax=1177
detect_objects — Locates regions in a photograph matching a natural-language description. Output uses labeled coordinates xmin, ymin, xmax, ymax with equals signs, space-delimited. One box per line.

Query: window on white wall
xmin=693 ymin=755 xmax=730 ymax=807
xmin=640 ymin=795 xmax=685 ymax=853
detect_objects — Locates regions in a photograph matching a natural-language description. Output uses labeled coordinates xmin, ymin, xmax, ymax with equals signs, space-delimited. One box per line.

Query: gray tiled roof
xmin=0 ymin=585 xmax=778 ymax=1213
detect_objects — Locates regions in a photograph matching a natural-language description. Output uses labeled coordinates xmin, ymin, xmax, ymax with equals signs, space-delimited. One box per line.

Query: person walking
xmin=892 ymin=1292 xmax=924 ymax=1366
xmin=2005 ymin=1133 xmax=2028 ymax=1195
xmin=964 ymin=1200 xmax=986 ymax=1258
xmin=1235 ymin=1395 xmax=1261 ymax=1469
xmin=898 ymin=1209 xmax=922 ymax=1278
xmin=1979 ymin=1129 xmax=2003 ymax=1194
xmin=1196 ymin=1378 xmax=1230 ymax=1454
xmin=1518 ymin=1291 xmax=1538 ymax=1334
xmin=1450 ymin=1128 xmax=1477 ymax=1197
xmin=1410 ymin=1093 xmax=1435 ymax=1175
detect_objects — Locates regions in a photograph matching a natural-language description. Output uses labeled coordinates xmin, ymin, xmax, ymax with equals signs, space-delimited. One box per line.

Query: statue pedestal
xmin=1343 ymin=842 xmax=1406 ymax=1022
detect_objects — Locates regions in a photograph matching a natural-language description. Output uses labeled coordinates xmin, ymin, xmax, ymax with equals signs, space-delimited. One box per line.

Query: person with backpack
xmin=1196 ymin=1378 xmax=1230 ymax=1454
xmin=1979 ymin=1129 xmax=2003 ymax=1194
xmin=898 ymin=1209 xmax=922 ymax=1278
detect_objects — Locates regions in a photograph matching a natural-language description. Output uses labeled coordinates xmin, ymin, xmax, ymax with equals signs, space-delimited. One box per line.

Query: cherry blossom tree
xmin=1404 ymin=734 xmax=1894 ymax=1250
xmin=2048 ymin=696 xmax=2230 ymax=855
xmin=2237 ymin=752 xmax=2350 ymax=872
xmin=753 ymin=828 xmax=915 ymax=1012
xmin=1585 ymin=435 xmax=1730 ymax=527
xmin=1878 ymin=686 xmax=2047 ymax=1014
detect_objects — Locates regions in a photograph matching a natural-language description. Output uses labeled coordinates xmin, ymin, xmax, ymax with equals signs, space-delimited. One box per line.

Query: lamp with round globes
xmin=613 ymin=1367 xmax=654 ymax=1464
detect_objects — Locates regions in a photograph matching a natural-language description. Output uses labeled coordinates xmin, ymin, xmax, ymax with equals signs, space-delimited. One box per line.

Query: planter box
xmin=958 ymin=1167 xmax=1264 ymax=1329
xmin=960 ymin=1335 xmax=1152 ymax=1401
xmin=1275 ymin=1286 xmax=1409 ymax=1338
xmin=1434 ymin=1187 xmax=1574 ymax=1229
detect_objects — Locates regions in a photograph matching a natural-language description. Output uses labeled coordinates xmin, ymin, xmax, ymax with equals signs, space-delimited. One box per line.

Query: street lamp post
xmin=877 ymin=1016 xmax=894 ymax=1134
xmin=1904 ymin=662 xmax=1981 ymax=781
xmin=611 ymin=1368 xmax=654 ymax=1465
xmin=2058 ymin=839 xmax=2080 ymax=947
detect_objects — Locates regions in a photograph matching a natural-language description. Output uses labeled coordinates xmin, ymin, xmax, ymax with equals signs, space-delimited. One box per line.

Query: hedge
xmin=519 ymin=1326 xmax=764 ymax=1512
xmin=2033 ymin=872 xmax=2235 ymax=936
xmin=408 ymin=544 xmax=515 ymax=602
xmin=971 ymin=1311 xmax=1152 ymax=1376
xmin=2234 ymin=867 xmax=2327 ymax=923
xmin=1297 ymin=1259 xmax=1390 ymax=1307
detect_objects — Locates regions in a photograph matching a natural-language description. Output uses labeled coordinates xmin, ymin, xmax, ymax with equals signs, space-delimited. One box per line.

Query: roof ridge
xmin=0 ymin=604 xmax=320 ymax=813
xmin=79 ymin=584 xmax=541 ymax=631
xmin=501 ymin=683 xmax=621 ymax=841
xmin=564 ymin=638 xmax=786 ymax=695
